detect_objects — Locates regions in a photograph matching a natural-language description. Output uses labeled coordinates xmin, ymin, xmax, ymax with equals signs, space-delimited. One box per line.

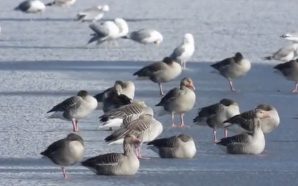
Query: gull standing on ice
xmin=46 ymin=0 xmax=76 ymax=7
xmin=41 ymin=133 xmax=84 ymax=179
xmin=147 ymin=134 xmax=197 ymax=159
xmin=274 ymin=59 xmax=298 ymax=93
xmin=281 ymin=32 xmax=298 ymax=42
xmin=14 ymin=0 xmax=46 ymax=13
xmin=156 ymin=77 xmax=196 ymax=128
xmin=76 ymin=5 xmax=109 ymax=22
xmin=124 ymin=29 xmax=163 ymax=45
xmin=170 ymin=33 xmax=195 ymax=69
xmin=193 ymin=98 xmax=240 ymax=143
xmin=264 ymin=43 xmax=298 ymax=62
xmin=81 ymin=134 xmax=140 ymax=176
xmin=211 ymin=52 xmax=251 ymax=92
xmin=47 ymin=90 xmax=98 ymax=132
xmin=133 ymin=57 xmax=182 ymax=96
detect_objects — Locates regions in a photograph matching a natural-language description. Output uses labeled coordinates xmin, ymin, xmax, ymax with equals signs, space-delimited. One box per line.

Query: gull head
xmin=99 ymin=4 xmax=110 ymax=12
xmin=184 ymin=33 xmax=194 ymax=44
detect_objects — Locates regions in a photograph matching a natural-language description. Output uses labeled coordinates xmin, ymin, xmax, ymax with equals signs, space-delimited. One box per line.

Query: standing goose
xmin=211 ymin=52 xmax=251 ymax=92
xmin=156 ymin=77 xmax=196 ymax=128
xmin=147 ymin=134 xmax=197 ymax=159
xmin=124 ymin=29 xmax=163 ymax=45
xmin=46 ymin=0 xmax=76 ymax=7
xmin=98 ymin=101 xmax=153 ymax=130
xmin=14 ymin=0 xmax=46 ymax=13
xmin=224 ymin=104 xmax=280 ymax=134
xmin=81 ymin=134 xmax=140 ymax=176
xmin=41 ymin=133 xmax=84 ymax=179
xmin=193 ymin=99 xmax=240 ymax=142
xmin=47 ymin=90 xmax=98 ymax=132
xmin=76 ymin=5 xmax=109 ymax=22
xmin=216 ymin=109 xmax=269 ymax=154
xmin=170 ymin=33 xmax=195 ymax=69
xmin=264 ymin=43 xmax=298 ymax=62
xmin=274 ymin=59 xmax=298 ymax=93
xmin=133 ymin=57 xmax=182 ymax=95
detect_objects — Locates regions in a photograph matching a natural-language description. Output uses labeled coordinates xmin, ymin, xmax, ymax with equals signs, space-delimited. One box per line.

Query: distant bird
xmin=193 ymin=98 xmax=240 ymax=143
xmin=105 ymin=113 xmax=163 ymax=158
xmin=170 ymin=33 xmax=195 ymax=69
xmin=88 ymin=18 xmax=129 ymax=45
xmin=281 ymin=32 xmax=298 ymax=43
xmin=133 ymin=57 xmax=182 ymax=95
xmin=216 ymin=109 xmax=269 ymax=154
xmin=224 ymin=104 xmax=280 ymax=134
xmin=81 ymin=134 xmax=140 ymax=176
xmin=264 ymin=43 xmax=298 ymax=62
xmin=156 ymin=77 xmax=196 ymax=128
xmin=14 ymin=0 xmax=46 ymax=13
xmin=76 ymin=5 xmax=109 ymax=22
xmin=211 ymin=52 xmax=251 ymax=92
xmin=46 ymin=0 xmax=76 ymax=7
xmin=47 ymin=90 xmax=98 ymax=132
xmin=147 ymin=134 xmax=197 ymax=159
xmin=99 ymin=101 xmax=153 ymax=130
xmin=41 ymin=133 xmax=84 ymax=179
xmin=124 ymin=29 xmax=163 ymax=45
xmin=274 ymin=59 xmax=298 ymax=93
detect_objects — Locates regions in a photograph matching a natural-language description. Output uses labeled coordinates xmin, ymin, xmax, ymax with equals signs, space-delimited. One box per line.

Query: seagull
xmin=14 ymin=0 xmax=46 ymax=13
xmin=133 ymin=57 xmax=182 ymax=96
xmin=169 ymin=33 xmax=195 ymax=69
xmin=123 ymin=29 xmax=163 ymax=45
xmin=156 ymin=77 xmax=196 ymax=128
xmin=216 ymin=109 xmax=269 ymax=154
xmin=77 ymin=5 xmax=109 ymax=22
xmin=47 ymin=90 xmax=98 ymax=132
xmin=264 ymin=43 xmax=298 ymax=62
xmin=41 ymin=133 xmax=84 ymax=179
xmin=211 ymin=52 xmax=251 ymax=92
xmin=224 ymin=104 xmax=280 ymax=134
xmin=81 ymin=134 xmax=140 ymax=176
xmin=193 ymin=98 xmax=240 ymax=143
xmin=147 ymin=134 xmax=197 ymax=159
xmin=274 ymin=59 xmax=298 ymax=93
xmin=46 ymin=0 xmax=76 ymax=7
xmin=280 ymin=32 xmax=298 ymax=43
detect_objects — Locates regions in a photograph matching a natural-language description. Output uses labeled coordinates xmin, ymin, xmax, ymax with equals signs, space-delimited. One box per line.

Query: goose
xmin=193 ymin=98 xmax=240 ymax=142
xmin=274 ymin=59 xmax=298 ymax=93
xmin=123 ymin=29 xmax=163 ymax=45
xmin=77 ymin=5 xmax=109 ymax=22
xmin=147 ymin=134 xmax=196 ymax=159
xmin=14 ymin=0 xmax=46 ymax=13
xmin=264 ymin=43 xmax=298 ymax=62
xmin=81 ymin=134 xmax=140 ymax=176
xmin=47 ymin=90 xmax=98 ymax=132
xmin=156 ymin=77 xmax=196 ymax=128
xmin=211 ymin=52 xmax=251 ymax=92
xmin=216 ymin=109 xmax=269 ymax=154
xmin=133 ymin=57 xmax=182 ymax=95
xmin=41 ymin=133 xmax=84 ymax=179
xmin=46 ymin=0 xmax=76 ymax=7
xmin=170 ymin=33 xmax=195 ymax=69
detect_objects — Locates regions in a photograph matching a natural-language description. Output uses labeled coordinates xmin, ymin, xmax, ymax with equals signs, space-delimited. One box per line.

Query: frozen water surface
xmin=0 ymin=0 xmax=298 ymax=185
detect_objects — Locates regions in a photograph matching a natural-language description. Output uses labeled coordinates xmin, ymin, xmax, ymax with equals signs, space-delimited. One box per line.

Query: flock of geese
xmin=8 ymin=0 xmax=298 ymax=180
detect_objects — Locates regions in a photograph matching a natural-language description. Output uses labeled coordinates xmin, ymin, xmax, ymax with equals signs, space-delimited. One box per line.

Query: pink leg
xmin=71 ymin=119 xmax=76 ymax=132
xmin=179 ymin=113 xmax=185 ymax=128
xmin=171 ymin=112 xmax=176 ymax=127
xmin=75 ymin=120 xmax=79 ymax=132
xmin=228 ymin=80 xmax=236 ymax=92
xmin=159 ymin=83 xmax=164 ymax=96
xmin=61 ymin=167 xmax=67 ymax=179
xmin=292 ymin=82 xmax=298 ymax=93
xmin=224 ymin=128 xmax=228 ymax=137
xmin=213 ymin=129 xmax=218 ymax=143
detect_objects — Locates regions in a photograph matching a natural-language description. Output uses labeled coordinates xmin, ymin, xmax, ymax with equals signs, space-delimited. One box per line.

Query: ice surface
xmin=0 ymin=0 xmax=298 ymax=185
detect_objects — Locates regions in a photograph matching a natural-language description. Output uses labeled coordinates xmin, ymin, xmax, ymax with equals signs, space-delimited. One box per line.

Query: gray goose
xmin=217 ymin=109 xmax=269 ymax=154
xmin=14 ymin=0 xmax=46 ymax=13
xmin=133 ymin=57 xmax=182 ymax=95
xmin=147 ymin=134 xmax=196 ymax=159
xmin=47 ymin=90 xmax=98 ymax=132
xmin=211 ymin=52 xmax=251 ymax=91
xmin=81 ymin=134 xmax=140 ymax=176
xmin=274 ymin=59 xmax=298 ymax=93
xmin=193 ymin=98 xmax=240 ymax=142
xmin=224 ymin=104 xmax=280 ymax=134
xmin=41 ymin=133 xmax=84 ymax=179
xmin=156 ymin=77 xmax=196 ymax=128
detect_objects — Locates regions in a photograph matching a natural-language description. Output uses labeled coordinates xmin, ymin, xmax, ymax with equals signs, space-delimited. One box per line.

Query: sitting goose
xmin=193 ymin=98 xmax=240 ymax=143
xmin=224 ymin=104 xmax=280 ymax=134
xmin=147 ymin=134 xmax=196 ymax=159
xmin=211 ymin=52 xmax=251 ymax=92
xmin=47 ymin=90 xmax=98 ymax=132
xmin=81 ymin=134 xmax=140 ymax=176
xmin=274 ymin=59 xmax=298 ymax=93
xmin=41 ymin=133 xmax=84 ymax=179
xmin=156 ymin=77 xmax=196 ymax=128
xmin=133 ymin=57 xmax=182 ymax=96
xmin=217 ymin=109 xmax=269 ymax=154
